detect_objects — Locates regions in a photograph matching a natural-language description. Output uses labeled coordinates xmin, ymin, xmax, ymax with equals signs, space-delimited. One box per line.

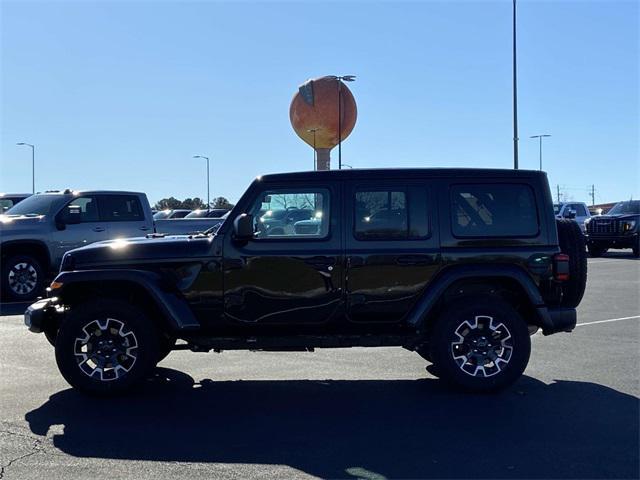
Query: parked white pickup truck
xmin=0 ymin=190 xmax=225 ymax=300
xmin=554 ymin=202 xmax=591 ymax=233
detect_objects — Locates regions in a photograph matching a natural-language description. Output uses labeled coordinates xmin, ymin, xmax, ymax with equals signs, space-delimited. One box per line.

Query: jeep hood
xmin=64 ymin=234 xmax=216 ymax=268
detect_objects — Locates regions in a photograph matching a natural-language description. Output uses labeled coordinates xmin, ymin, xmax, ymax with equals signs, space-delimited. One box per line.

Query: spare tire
xmin=556 ymin=219 xmax=588 ymax=308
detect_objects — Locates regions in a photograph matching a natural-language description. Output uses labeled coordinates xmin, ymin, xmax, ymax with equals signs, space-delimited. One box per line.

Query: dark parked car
xmin=185 ymin=208 xmax=230 ymax=219
xmin=585 ymin=200 xmax=640 ymax=257
xmin=25 ymin=168 xmax=586 ymax=396
xmin=152 ymin=209 xmax=191 ymax=220
xmin=0 ymin=193 xmax=30 ymax=212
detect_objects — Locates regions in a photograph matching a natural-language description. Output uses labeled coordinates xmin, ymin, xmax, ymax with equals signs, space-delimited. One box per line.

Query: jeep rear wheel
xmin=429 ymin=298 xmax=530 ymax=393
xmin=55 ymin=299 xmax=159 ymax=396
xmin=2 ymin=254 xmax=44 ymax=301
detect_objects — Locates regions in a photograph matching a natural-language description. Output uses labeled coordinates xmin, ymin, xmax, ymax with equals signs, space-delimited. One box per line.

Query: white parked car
xmin=554 ymin=202 xmax=591 ymax=233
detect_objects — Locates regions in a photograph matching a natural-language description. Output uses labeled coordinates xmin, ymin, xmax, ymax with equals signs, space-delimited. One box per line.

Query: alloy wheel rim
xmin=7 ymin=262 xmax=38 ymax=295
xmin=74 ymin=318 xmax=138 ymax=381
xmin=450 ymin=315 xmax=513 ymax=378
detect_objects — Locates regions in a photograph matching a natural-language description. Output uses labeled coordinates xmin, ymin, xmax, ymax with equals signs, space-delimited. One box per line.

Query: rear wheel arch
xmin=409 ymin=267 xmax=545 ymax=332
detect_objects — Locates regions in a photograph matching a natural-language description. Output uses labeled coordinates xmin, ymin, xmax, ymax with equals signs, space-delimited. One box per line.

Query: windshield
xmin=607 ymin=201 xmax=640 ymax=215
xmin=4 ymin=194 xmax=62 ymax=216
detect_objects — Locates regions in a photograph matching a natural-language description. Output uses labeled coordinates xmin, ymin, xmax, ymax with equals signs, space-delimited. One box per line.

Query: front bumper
xmin=24 ymin=297 xmax=61 ymax=333
xmin=586 ymin=232 xmax=638 ymax=247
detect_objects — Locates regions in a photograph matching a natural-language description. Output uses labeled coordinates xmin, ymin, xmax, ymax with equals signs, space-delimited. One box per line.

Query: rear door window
xmin=451 ymin=184 xmax=539 ymax=237
xmin=100 ymin=195 xmax=144 ymax=222
xmin=354 ymin=187 xmax=430 ymax=240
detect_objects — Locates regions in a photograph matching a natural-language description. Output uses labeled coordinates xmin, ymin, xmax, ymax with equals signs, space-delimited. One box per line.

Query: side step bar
xmin=176 ymin=333 xmax=420 ymax=353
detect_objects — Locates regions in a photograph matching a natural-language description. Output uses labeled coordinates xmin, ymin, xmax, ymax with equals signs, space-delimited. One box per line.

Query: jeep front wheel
xmin=55 ymin=299 xmax=159 ymax=396
xmin=429 ymin=298 xmax=530 ymax=393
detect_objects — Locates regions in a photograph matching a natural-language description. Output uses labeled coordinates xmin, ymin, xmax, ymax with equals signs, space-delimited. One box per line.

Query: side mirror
xmin=64 ymin=208 xmax=83 ymax=225
xmin=233 ymin=214 xmax=254 ymax=241
xmin=564 ymin=209 xmax=577 ymax=219
xmin=57 ymin=206 xmax=82 ymax=228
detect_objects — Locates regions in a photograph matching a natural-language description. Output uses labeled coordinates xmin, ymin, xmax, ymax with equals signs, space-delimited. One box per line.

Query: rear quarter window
xmin=450 ymin=184 xmax=539 ymax=237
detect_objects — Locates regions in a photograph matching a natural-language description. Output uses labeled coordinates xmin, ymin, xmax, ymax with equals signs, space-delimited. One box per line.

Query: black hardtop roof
xmin=258 ymin=168 xmax=546 ymax=183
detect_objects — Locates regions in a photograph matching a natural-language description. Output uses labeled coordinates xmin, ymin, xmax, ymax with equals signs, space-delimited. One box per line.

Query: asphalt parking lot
xmin=1 ymin=253 xmax=638 ymax=479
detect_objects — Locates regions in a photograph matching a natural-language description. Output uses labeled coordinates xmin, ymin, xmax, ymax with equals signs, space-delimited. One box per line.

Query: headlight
xmin=584 ymin=217 xmax=592 ymax=225
xmin=623 ymin=220 xmax=636 ymax=232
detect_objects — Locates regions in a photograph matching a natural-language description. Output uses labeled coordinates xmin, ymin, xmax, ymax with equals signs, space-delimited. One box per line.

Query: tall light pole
xmin=512 ymin=0 xmax=519 ymax=169
xmin=530 ymin=134 xmax=551 ymax=171
xmin=193 ymin=155 xmax=210 ymax=209
xmin=329 ymin=75 xmax=356 ymax=169
xmin=16 ymin=142 xmax=35 ymax=193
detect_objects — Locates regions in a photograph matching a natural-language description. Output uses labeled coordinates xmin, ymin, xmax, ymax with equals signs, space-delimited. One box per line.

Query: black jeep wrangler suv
xmin=585 ymin=200 xmax=640 ymax=257
xmin=25 ymin=168 xmax=587 ymax=395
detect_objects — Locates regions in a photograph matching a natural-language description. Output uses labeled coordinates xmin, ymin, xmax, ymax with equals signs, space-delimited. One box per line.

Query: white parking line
xmin=588 ymin=260 xmax=639 ymax=265
xmin=576 ymin=315 xmax=640 ymax=327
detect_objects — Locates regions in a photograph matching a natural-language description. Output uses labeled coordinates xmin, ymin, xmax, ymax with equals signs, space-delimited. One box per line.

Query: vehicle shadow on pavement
xmin=0 ymin=302 xmax=30 ymax=316
xmin=25 ymin=369 xmax=639 ymax=479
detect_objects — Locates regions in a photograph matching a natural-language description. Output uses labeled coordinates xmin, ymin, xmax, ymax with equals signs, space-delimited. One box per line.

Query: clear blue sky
xmin=1 ymin=0 xmax=638 ymax=206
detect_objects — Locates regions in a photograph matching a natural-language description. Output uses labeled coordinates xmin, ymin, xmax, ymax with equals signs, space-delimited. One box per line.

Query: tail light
xmin=554 ymin=253 xmax=570 ymax=281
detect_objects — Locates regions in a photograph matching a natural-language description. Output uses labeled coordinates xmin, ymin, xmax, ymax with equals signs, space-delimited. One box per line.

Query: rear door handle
xmin=140 ymin=226 xmax=150 ymax=231
xmin=396 ymin=255 xmax=433 ymax=266
xmin=92 ymin=226 xmax=106 ymax=232
xmin=305 ymin=256 xmax=336 ymax=268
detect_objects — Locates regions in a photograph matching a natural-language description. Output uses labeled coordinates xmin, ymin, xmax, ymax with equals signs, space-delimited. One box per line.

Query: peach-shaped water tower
xmin=289 ymin=75 xmax=357 ymax=170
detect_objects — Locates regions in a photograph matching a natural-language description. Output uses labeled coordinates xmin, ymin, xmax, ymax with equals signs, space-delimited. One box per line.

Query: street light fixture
xmin=193 ymin=155 xmax=210 ymax=209
xmin=16 ymin=142 xmax=35 ymax=193
xmin=530 ymin=134 xmax=551 ymax=171
xmin=328 ymin=75 xmax=356 ymax=170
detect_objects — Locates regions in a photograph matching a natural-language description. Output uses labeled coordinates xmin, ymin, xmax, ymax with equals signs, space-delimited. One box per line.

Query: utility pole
xmin=512 ymin=0 xmax=519 ymax=169
xmin=557 ymin=184 xmax=562 ymax=203
xmin=590 ymin=184 xmax=596 ymax=206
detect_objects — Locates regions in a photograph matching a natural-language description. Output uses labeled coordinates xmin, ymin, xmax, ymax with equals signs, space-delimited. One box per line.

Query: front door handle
xmin=92 ymin=226 xmax=106 ymax=232
xmin=396 ymin=255 xmax=433 ymax=266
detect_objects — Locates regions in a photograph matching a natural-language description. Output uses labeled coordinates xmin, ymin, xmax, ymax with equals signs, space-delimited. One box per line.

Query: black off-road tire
xmin=556 ymin=219 xmax=588 ymax=308
xmin=55 ymin=299 xmax=160 ymax=396
xmin=2 ymin=254 xmax=45 ymax=301
xmin=633 ymin=236 xmax=640 ymax=258
xmin=429 ymin=297 xmax=531 ymax=393
xmin=588 ymin=243 xmax=608 ymax=258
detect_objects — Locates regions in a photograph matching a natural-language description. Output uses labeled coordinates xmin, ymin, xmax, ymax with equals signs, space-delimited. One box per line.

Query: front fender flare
xmin=53 ymin=269 xmax=200 ymax=331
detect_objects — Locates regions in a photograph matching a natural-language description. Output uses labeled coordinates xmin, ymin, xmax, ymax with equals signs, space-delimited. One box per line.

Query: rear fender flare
xmin=407 ymin=265 xmax=553 ymax=332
